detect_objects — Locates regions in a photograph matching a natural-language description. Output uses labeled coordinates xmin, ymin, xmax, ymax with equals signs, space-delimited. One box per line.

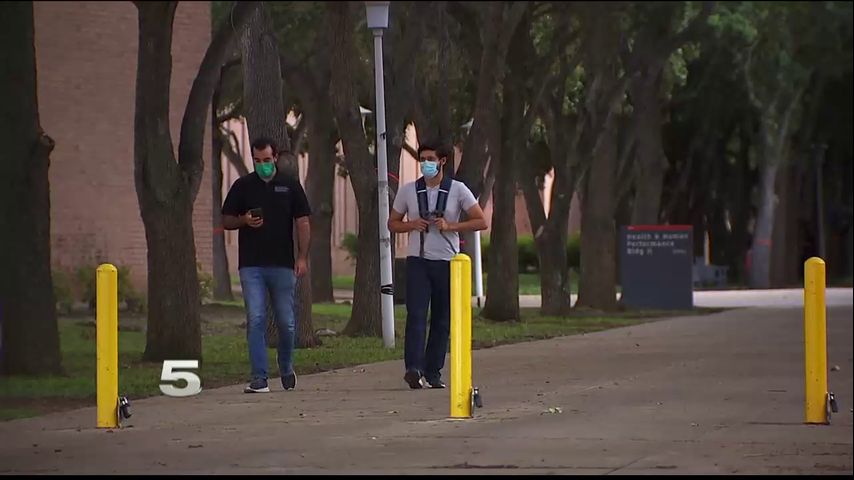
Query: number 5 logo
xmin=160 ymin=360 xmax=202 ymax=397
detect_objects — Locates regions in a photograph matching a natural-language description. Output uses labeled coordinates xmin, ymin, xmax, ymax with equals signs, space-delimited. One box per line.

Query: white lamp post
xmin=365 ymin=1 xmax=395 ymax=348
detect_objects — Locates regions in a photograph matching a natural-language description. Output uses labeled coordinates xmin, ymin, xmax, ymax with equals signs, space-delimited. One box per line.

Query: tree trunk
xmin=481 ymin=151 xmax=520 ymax=321
xmin=306 ymin=112 xmax=337 ymax=304
xmin=211 ymin=68 xmax=233 ymax=301
xmin=770 ymin=164 xmax=800 ymax=287
xmin=437 ymin=1 xmax=452 ymax=146
xmin=140 ymin=198 xmax=203 ymax=360
xmin=134 ymin=2 xmax=202 ymax=361
xmin=749 ymin=90 xmax=802 ymax=289
xmin=134 ymin=1 xmax=258 ymax=361
xmin=454 ymin=2 xmax=526 ymax=197
xmin=538 ymin=235 xmax=572 ymax=315
xmin=724 ymin=126 xmax=754 ymax=283
xmin=577 ymin=121 xmax=619 ymax=311
xmin=630 ymin=67 xmax=667 ymax=225
xmin=240 ymin=4 xmax=317 ymax=348
xmin=343 ymin=185 xmax=383 ymax=337
xmin=539 ymin=165 xmax=575 ymax=316
xmin=0 ymin=1 xmax=62 ymax=375
xmin=749 ymin=159 xmax=778 ymax=289
xmin=384 ymin=2 xmax=424 ymax=198
xmin=481 ymin=38 xmax=523 ymax=322
xmin=280 ymin=46 xmax=337 ymax=307
xmin=327 ymin=1 xmax=382 ymax=337
xmin=575 ymin=7 xmax=622 ymax=312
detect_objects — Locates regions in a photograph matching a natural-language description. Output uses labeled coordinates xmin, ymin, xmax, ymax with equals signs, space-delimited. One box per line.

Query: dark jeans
xmin=404 ymin=256 xmax=451 ymax=381
xmin=239 ymin=267 xmax=296 ymax=380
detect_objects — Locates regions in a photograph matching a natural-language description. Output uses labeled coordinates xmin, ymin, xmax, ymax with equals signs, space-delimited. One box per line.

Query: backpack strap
xmin=415 ymin=177 xmax=429 ymax=219
xmin=415 ymin=177 xmax=428 ymax=257
xmin=434 ymin=176 xmax=453 ymax=218
xmin=415 ymin=176 xmax=455 ymax=258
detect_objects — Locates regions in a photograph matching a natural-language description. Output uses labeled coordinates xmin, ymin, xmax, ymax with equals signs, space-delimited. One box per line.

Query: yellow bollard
xmin=96 ymin=263 xmax=119 ymax=428
xmin=450 ymin=253 xmax=473 ymax=418
xmin=804 ymin=257 xmax=828 ymax=424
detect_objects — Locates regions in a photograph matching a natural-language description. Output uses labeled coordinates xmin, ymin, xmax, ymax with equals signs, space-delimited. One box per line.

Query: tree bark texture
xmin=327 ymin=1 xmax=383 ymax=337
xmin=305 ymin=112 xmax=337 ymax=304
xmin=0 ymin=1 xmax=63 ymax=375
xmin=135 ymin=2 xmax=202 ymax=361
xmin=481 ymin=15 xmax=528 ymax=322
xmin=522 ymin=88 xmax=577 ymax=317
xmin=134 ymin=1 xmax=259 ymax=361
xmin=212 ymin=68 xmax=233 ymax=301
xmin=629 ymin=66 xmax=667 ymax=225
xmin=748 ymin=93 xmax=801 ymax=289
xmin=280 ymin=42 xmax=338 ymax=305
xmin=577 ymin=122 xmax=620 ymax=311
xmin=575 ymin=6 xmax=624 ymax=311
xmin=454 ymin=2 xmax=527 ymax=198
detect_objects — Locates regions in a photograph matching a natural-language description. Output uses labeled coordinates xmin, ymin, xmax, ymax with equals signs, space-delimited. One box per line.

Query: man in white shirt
xmin=388 ymin=142 xmax=488 ymax=389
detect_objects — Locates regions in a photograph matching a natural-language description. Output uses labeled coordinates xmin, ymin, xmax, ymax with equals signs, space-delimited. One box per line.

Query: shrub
xmin=341 ymin=232 xmax=358 ymax=265
xmin=74 ymin=264 xmax=144 ymax=313
xmin=517 ymin=235 xmax=538 ymax=273
xmin=566 ymin=232 xmax=581 ymax=269
xmin=52 ymin=269 xmax=75 ymax=315
xmin=480 ymin=232 xmax=582 ymax=272
xmin=197 ymin=262 xmax=213 ymax=303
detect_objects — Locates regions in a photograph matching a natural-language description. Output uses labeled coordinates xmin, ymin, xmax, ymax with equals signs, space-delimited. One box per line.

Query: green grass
xmin=332 ymin=275 xmax=354 ymax=290
xmin=0 ymin=302 xmax=719 ymax=421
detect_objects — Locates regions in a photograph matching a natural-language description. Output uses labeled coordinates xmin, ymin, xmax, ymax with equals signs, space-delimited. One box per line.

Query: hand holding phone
xmin=244 ymin=208 xmax=264 ymax=228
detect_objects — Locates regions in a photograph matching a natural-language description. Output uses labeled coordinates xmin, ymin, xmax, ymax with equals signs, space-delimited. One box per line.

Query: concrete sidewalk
xmin=0 ymin=305 xmax=851 ymax=474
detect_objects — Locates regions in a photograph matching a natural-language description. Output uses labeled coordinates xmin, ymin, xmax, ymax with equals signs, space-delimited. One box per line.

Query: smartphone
xmin=248 ymin=207 xmax=263 ymax=219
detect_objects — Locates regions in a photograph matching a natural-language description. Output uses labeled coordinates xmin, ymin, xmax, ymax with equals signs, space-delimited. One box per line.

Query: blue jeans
xmin=239 ymin=267 xmax=296 ymax=380
xmin=404 ymin=256 xmax=451 ymax=381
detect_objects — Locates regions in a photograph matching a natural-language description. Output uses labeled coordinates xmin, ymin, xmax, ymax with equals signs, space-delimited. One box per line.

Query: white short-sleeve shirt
xmin=392 ymin=178 xmax=478 ymax=261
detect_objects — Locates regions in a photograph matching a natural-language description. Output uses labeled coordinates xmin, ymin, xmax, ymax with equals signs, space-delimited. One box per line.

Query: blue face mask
xmin=420 ymin=160 xmax=439 ymax=179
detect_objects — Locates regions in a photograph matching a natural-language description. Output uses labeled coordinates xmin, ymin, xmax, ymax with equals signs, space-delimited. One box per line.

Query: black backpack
xmin=414 ymin=175 xmax=454 ymax=257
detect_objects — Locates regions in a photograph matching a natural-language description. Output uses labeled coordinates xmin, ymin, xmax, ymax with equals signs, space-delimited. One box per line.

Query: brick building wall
xmin=34 ymin=1 xmax=213 ymax=292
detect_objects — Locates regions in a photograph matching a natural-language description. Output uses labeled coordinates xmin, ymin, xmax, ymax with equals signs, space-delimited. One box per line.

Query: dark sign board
xmin=619 ymin=225 xmax=693 ymax=310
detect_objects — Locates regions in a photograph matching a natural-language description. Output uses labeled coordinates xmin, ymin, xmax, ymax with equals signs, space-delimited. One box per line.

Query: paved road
xmin=0 ymin=303 xmax=851 ymax=474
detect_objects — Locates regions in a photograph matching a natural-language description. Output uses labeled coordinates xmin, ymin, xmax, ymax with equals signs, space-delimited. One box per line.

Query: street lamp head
xmin=365 ymin=1 xmax=390 ymax=30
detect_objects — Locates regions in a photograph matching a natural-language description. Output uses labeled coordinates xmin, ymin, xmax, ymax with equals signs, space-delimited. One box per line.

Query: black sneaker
xmin=404 ymin=369 xmax=424 ymax=389
xmin=282 ymin=372 xmax=297 ymax=391
xmin=425 ymin=377 xmax=446 ymax=389
xmin=243 ymin=378 xmax=269 ymax=393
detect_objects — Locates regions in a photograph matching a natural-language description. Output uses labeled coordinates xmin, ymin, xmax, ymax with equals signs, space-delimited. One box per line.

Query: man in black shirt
xmin=222 ymin=137 xmax=311 ymax=393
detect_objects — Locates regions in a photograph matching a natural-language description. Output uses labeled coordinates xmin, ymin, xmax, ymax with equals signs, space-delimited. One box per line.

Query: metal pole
xmin=372 ymin=30 xmax=395 ymax=348
xmin=472 ymin=231 xmax=484 ymax=307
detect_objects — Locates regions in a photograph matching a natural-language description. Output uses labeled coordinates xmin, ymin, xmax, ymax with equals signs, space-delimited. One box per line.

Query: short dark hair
xmin=250 ymin=136 xmax=278 ymax=156
xmin=417 ymin=142 xmax=451 ymax=160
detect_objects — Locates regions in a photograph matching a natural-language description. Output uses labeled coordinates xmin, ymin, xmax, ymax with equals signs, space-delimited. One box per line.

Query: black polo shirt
xmin=221 ymin=171 xmax=311 ymax=269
